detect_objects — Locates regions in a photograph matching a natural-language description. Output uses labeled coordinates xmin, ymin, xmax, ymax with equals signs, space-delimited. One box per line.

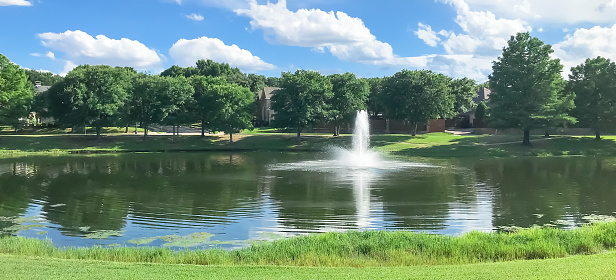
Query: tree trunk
xmin=544 ymin=130 xmax=550 ymax=138
xmin=596 ymin=132 xmax=601 ymax=141
xmin=229 ymin=132 xmax=233 ymax=143
xmin=385 ymin=119 xmax=390 ymax=134
xmin=134 ymin=123 xmax=138 ymax=134
xmin=96 ymin=126 xmax=101 ymax=138
xmin=172 ymin=125 xmax=176 ymax=136
xmin=297 ymin=128 xmax=301 ymax=139
xmin=201 ymin=120 xmax=205 ymax=137
xmin=125 ymin=123 xmax=129 ymax=133
xmin=144 ymin=124 xmax=148 ymax=137
xmin=412 ymin=122 xmax=417 ymax=136
xmin=522 ymin=128 xmax=531 ymax=146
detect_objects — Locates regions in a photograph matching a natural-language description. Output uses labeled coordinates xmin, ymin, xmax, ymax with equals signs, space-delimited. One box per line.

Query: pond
xmin=1 ymin=152 xmax=615 ymax=249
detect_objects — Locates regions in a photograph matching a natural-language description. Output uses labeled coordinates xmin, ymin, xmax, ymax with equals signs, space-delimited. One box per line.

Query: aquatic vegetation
xmin=583 ymin=215 xmax=616 ymax=223
xmin=83 ymin=230 xmax=124 ymax=239
xmin=2 ymin=224 xmax=45 ymax=234
xmin=127 ymin=232 xmax=220 ymax=248
xmin=161 ymin=232 xmax=214 ymax=248
xmin=127 ymin=237 xmax=157 ymax=245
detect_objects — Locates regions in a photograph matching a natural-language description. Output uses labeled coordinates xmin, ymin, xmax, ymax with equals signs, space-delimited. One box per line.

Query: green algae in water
xmin=83 ymin=230 xmax=124 ymax=239
xmin=35 ymin=230 xmax=48 ymax=235
xmin=2 ymin=224 xmax=46 ymax=234
xmin=78 ymin=226 xmax=91 ymax=232
xmin=259 ymin=232 xmax=285 ymax=240
xmin=162 ymin=232 xmax=215 ymax=248
xmin=108 ymin=243 xmax=121 ymax=247
xmin=127 ymin=237 xmax=157 ymax=245
xmin=583 ymin=215 xmax=616 ymax=223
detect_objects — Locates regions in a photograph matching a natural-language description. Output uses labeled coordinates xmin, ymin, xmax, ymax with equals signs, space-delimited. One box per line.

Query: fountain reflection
xmin=268 ymin=110 xmax=432 ymax=231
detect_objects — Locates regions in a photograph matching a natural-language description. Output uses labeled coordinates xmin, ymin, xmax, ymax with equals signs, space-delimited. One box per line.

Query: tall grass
xmin=2 ymin=222 xmax=616 ymax=267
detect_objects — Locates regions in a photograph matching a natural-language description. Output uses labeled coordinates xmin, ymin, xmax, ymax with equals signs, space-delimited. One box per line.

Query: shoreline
xmin=1 ymin=132 xmax=616 ymax=158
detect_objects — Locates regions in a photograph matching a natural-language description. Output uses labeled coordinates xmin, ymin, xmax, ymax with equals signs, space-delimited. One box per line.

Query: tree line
xmin=2 ymin=31 xmax=616 ymax=145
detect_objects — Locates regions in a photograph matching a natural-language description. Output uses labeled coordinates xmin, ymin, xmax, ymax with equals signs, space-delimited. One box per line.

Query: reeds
xmin=2 ymin=222 xmax=615 ymax=267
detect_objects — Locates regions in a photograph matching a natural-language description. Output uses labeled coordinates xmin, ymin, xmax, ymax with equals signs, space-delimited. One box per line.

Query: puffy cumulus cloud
xmin=457 ymin=0 xmax=616 ymax=24
xmin=235 ymin=0 xmax=423 ymax=67
xmin=37 ymin=30 xmax=163 ymax=71
xmin=438 ymin=0 xmax=531 ymax=55
xmin=185 ymin=13 xmax=204 ymax=21
xmin=169 ymin=36 xmax=275 ymax=72
xmin=424 ymin=55 xmax=494 ymax=81
xmin=0 ymin=0 xmax=31 ymax=6
xmin=413 ymin=0 xmax=531 ymax=80
xmin=553 ymin=24 xmax=616 ymax=74
xmin=415 ymin=23 xmax=440 ymax=47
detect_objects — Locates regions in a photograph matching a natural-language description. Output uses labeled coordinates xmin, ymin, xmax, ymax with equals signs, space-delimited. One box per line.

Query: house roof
xmin=35 ymin=85 xmax=51 ymax=93
xmin=473 ymin=87 xmax=491 ymax=104
xmin=260 ymin=87 xmax=281 ymax=100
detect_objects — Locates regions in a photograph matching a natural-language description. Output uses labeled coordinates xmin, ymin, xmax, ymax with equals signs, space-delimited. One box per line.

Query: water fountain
xmin=269 ymin=110 xmax=430 ymax=172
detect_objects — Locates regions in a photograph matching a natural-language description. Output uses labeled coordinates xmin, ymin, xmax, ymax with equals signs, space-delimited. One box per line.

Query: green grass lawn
xmin=2 ymin=127 xmax=616 ymax=158
xmin=1 ymin=251 xmax=615 ymax=279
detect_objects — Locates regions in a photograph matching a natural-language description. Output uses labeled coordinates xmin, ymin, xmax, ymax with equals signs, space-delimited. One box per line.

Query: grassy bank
xmin=2 ymin=130 xmax=616 ymax=158
xmin=2 ymin=251 xmax=616 ymax=280
xmin=2 ymin=222 xmax=616 ymax=267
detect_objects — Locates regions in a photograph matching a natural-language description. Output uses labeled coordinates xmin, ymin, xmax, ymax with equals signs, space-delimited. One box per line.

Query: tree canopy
xmin=271 ymin=70 xmax=333 ymax=138
xmin=130 ymin=75 xmax=194 ymax=136
xmin=568 ymin=56 xmax=616 ymax=140
xmin=25 ymin=69 xmax=63 ymax=87
xmin=206 ymin=83 xmax=254 ymax=142
xmin=328 ymin=72 xmax=369 ymax=136
xmin=0 ymin=54 xmax=33 ymax=129
xmin=381 ymin=70 xmax=453 ymax=136
xmin=47 ymin=65 xmax=135 ymax=136
xmin=450 ymin=77 xmax=477 ymax=114
xmin=488 ymin=32 xmax=574 ymax=145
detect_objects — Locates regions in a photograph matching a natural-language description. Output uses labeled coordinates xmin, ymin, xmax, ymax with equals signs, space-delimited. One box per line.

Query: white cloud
xmin=0 ymin=0 xmax=31 ymax=6
xmin=164 ymin=0 xmax=249 ymax=10
xmin=442 ymin=0 xmax=531 ymax=55
xmin=553 ymin=24 xmax=616 ymax=75
xmin=235 ymin=0 xmax=425 ymax=67
xmin=60 ymin=61 xmax=78 ymax=77
xmin=457 ymin=0 xmax=616 ymax=24
xmin=32 ymin=51 xmax=56 ymax=60
xmin=415 ymin=23 xmax=440 ymax=47
xmin=411 ymin=0 xmax=531 ymax=80
xmin=185 ymin=13 xmax=204 ymax=21
xmin=169 ymin=36 xmax=275 ymax=72
xmin=37 ymin=30 xmax=162 ymax=71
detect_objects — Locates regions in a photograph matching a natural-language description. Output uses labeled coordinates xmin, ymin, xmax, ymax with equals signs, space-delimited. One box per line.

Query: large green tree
xmin=381 ymin=70 xmax=454 ymax=136
xmin=270 ymin=70 xmax=333 ymax=138
xmin=207 ymin=83 xmax=255 ymax=142
xmin=488 ymin=32 xmax=574 ymax=145
xmin=450 ymin=77 xmax=478 ymax=113
xmin=47 ymin=65 xmax=135 ymax=137
xmin=130 ymin=75 xmax=194 ymax=137
xmin=328 ymin=72 xmax=369 ymax=136
xmin=365 ymin=77 xmax=384 ymax=117
xmin=568 ymin=56 xmax=616 ymax=140
xmin=190 ymin=76 xmax=226 ymax=137
xmin=0 ymin=54 xmax=33 ymax=129
xmin=25 ymin=69 xmax=63 ymax=87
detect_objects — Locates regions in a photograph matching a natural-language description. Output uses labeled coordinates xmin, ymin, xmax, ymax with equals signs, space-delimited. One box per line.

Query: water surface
xmin=1 ymin=152 xmax=615 ymax=248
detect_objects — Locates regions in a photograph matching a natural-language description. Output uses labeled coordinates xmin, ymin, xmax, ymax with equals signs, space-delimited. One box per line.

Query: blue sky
xmin=2 ymin=0 xmax=616 ymax=81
